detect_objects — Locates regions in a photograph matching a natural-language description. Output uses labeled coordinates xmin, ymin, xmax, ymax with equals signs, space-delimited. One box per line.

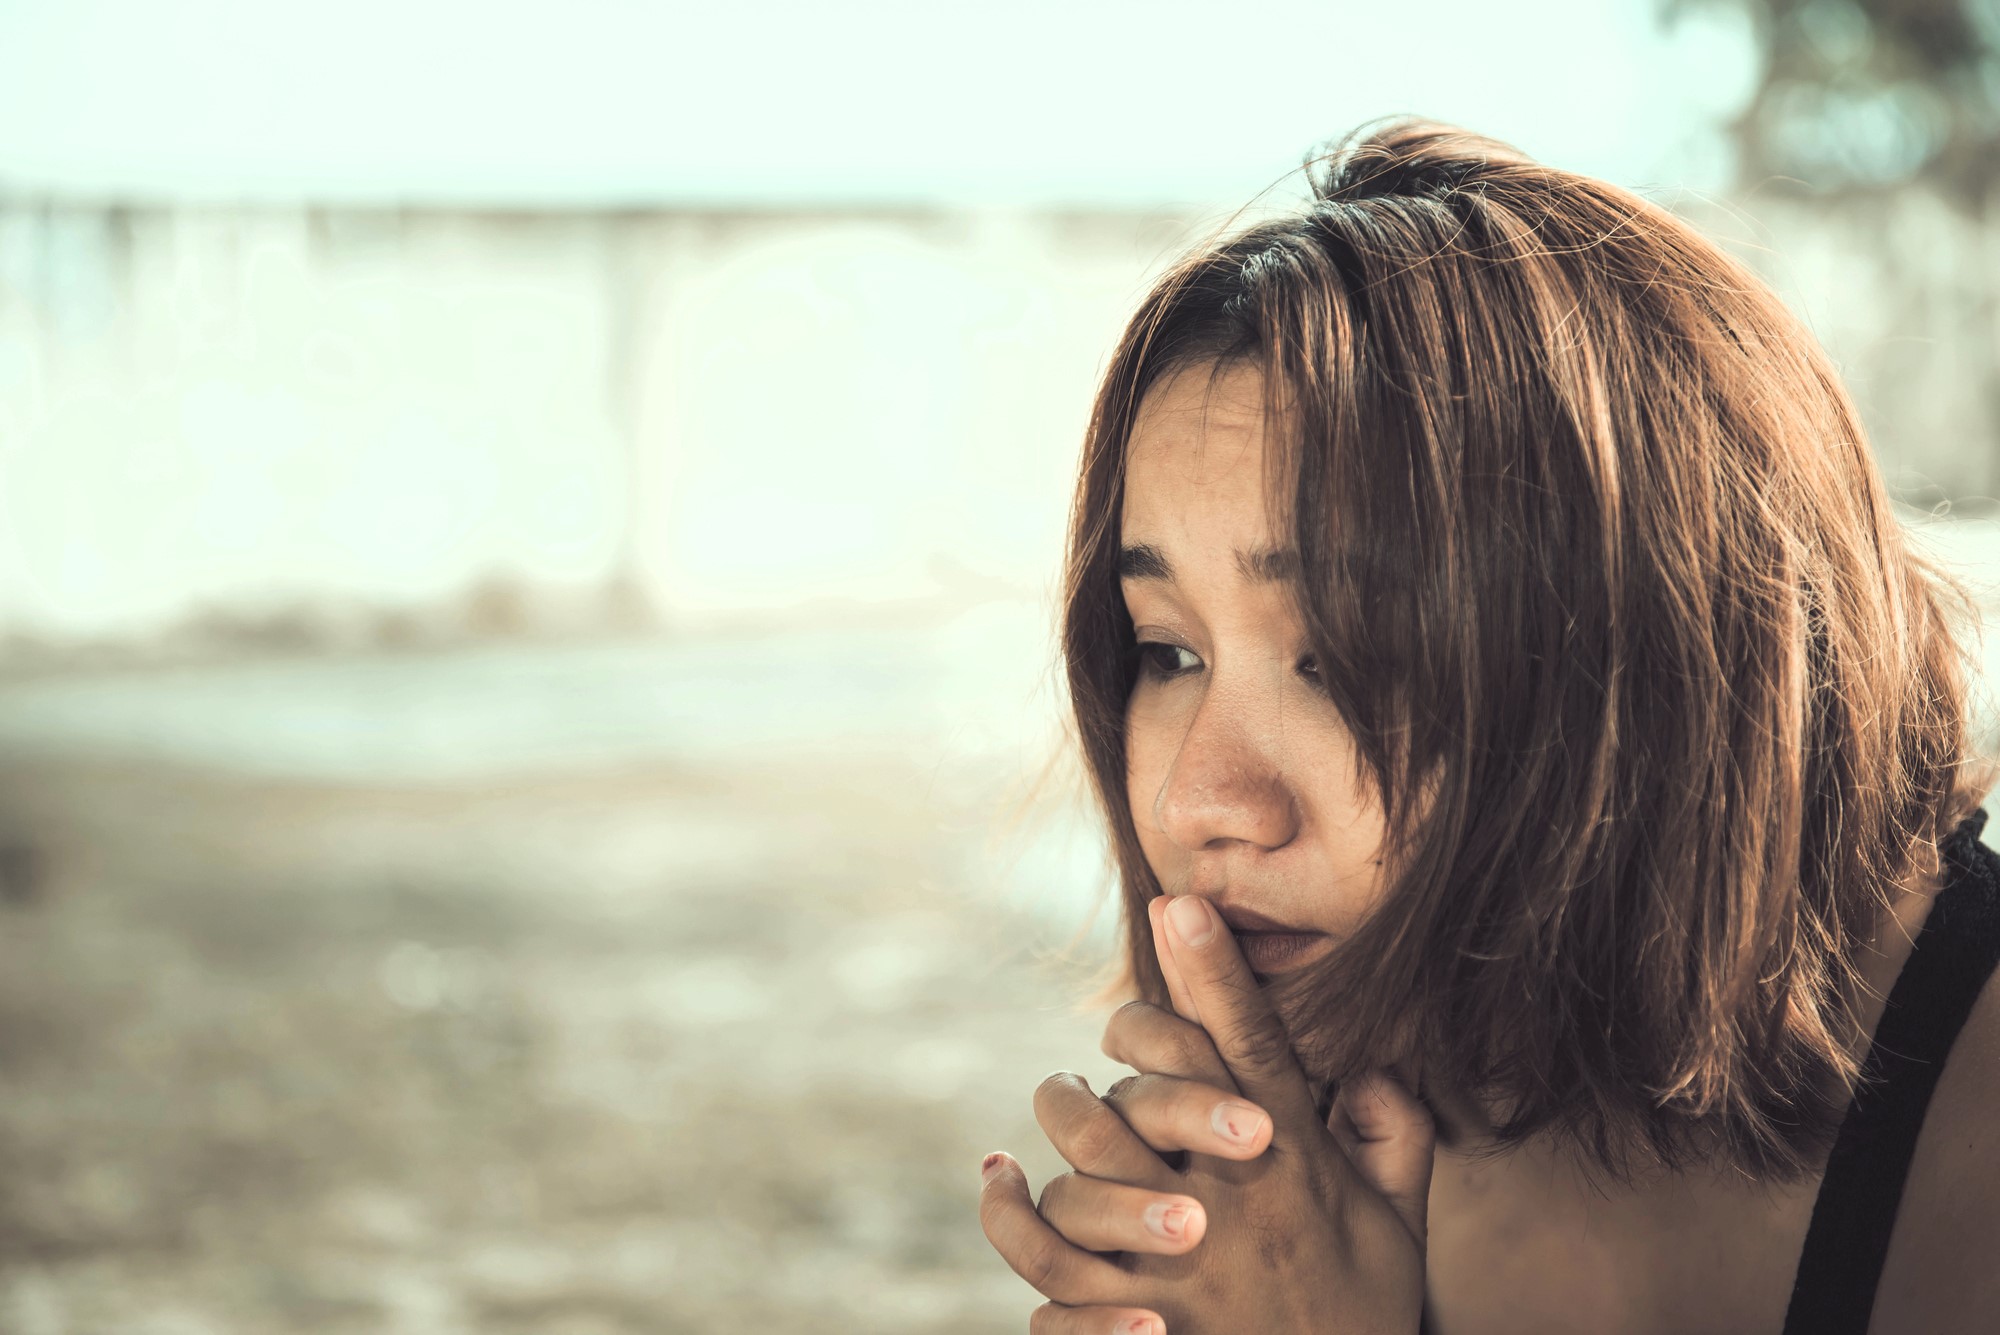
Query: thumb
xmin=1327 ymin=1067 xmax=1436 ymax=1245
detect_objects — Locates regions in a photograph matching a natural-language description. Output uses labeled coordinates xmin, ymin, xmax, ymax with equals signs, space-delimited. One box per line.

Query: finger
xmin=1030 ymin=1303 xmax=1166 ymax=1335
xmin=1099 ymin=999 xmax=1235 ymax=1091
xmin=1161 ymin=895 xmax=1321 ymax=1138
xmin=1148 ymin=895 xmax=1201 ymax=1023
xmin=979 ymin=1153 xmax=1134 ymax=1306
xmin=1331 ymin=1068 xmax=1437 ymax=1243
xmin=1034 ymin=1072 xmax=1163 ymax=1185
xmin=1102 ymin=1072 xmax=1271 ymax=1160
xmin=1036 ymin=1170 xmax=1207 ymax=1255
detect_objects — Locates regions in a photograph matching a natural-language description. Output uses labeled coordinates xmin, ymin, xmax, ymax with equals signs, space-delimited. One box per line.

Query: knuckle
xmin=1106 ymin=1000 xmax=1245 ymax=1087
xmin=1111 ymin=998 xmax=1157 ymax=1030
xmin=1033 ymin=1071 xmax=1089 ymax=1131
xmin=1240 ymin=1194 xmax=1303 ymax=1271
xmin=1019 ymin=1231 xmax=1070 ymax=1295
xmin=1248 ymin=1031 xmax=1296 ymax=1075
xmin=1034 ymin=1074 xmax=1134 ymax=1173
xmin=1063 ymin=1105 xmax=1128 ymax=1170
xmin=1169 ymin=1029 xmax=1215 ymax=1073
xmin=1227 ymin=1016 xmax=1296 ymax=1075
xmin=1169 ymin=1076 xmax=1214 ymax=1126
xmin=1034 ymin=1170 xmax=1075 ymax=1218
xmin=1028 ymin=1302 xmax=1065 ymax=1335
xmin=1034 ymin=1070 xmax=1085 ymax=1108
xmin=1101 ymin=999 xmax=1160 ymax=1062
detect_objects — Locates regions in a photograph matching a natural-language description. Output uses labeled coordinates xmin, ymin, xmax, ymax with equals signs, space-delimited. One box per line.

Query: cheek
xmin=1284 ymin=728 xmax=1397 ymax=918
xmin=1326 ymin=839 xmax=1394 ymax=934
xmin=1288 ymin=721 xmax=1378 ymax=825
xmin=1122 ymin=703 xmax=1178 ymax=868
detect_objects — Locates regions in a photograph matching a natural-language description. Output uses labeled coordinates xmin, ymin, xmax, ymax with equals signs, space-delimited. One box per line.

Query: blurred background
xmin=0 ymin=1 xmax=1997 ymax=1331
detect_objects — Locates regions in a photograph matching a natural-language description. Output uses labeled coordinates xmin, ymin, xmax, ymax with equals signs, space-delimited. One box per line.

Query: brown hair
xmin=1061 ymin=119 xmax=1994 ymax=1183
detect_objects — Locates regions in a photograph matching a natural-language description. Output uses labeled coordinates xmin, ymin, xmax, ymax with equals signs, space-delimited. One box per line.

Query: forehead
xmin=1120 ymin=361 xmax=1278 ymax=540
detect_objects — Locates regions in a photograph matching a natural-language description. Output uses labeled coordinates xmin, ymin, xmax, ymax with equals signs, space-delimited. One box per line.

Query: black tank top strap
xmin=1781 ymin=808 xmax=2000 ymax=1335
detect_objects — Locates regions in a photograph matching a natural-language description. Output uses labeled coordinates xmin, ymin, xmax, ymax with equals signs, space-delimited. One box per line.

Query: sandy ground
xmin=0 ymin=535 xmax=1991 ymax=1335
xmin=0 ymin=745 xmax=1132 ymax=1334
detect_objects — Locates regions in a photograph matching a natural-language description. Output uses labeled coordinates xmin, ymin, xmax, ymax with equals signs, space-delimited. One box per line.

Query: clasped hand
xmin=978 ymin=894 xmax=1436 ymax=1334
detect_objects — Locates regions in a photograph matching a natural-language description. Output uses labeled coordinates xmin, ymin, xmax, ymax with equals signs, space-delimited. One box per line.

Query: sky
xmin=0 ymin=0 xmax=1761 ymax=207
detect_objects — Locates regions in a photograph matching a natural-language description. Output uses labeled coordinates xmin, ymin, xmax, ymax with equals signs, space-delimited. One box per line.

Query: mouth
xmin=1232 ymin=930 xmax=1332 ymax=973
xmin=1210 ymin=904 xmax=1330 ymax=974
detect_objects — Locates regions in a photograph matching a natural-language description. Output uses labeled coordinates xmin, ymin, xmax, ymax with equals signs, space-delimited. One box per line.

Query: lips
xmin=1211 ymin=903 xmax=1308 ymax=936
xmin=1206 ymin=901 xmax=1330 ymax=974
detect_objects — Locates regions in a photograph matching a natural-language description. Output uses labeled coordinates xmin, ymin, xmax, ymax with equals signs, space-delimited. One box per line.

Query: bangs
xmin=1235 ymin=209 xmax=1604 ymax=860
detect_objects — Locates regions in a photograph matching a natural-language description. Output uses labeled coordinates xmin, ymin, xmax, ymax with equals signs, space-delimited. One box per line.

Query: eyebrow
xmin=1116 ymin=543 xmax=1301 ymax=584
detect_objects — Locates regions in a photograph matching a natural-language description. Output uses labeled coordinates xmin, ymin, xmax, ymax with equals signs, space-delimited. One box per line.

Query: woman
xmin=975 ymin=121 xmax=2000 ymax=1334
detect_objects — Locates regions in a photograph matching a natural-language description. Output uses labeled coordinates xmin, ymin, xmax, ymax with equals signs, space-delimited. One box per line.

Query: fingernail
xmin=980 ymin=1152 xmax=1005 ymax=1183
xmin=1117 ymin=1320 xmax=1163 ymax=1335
xmin=1142 ymin=1199 xmax=1196 ymax=1241
xmin=1166 ymin=895 xmax=1214 ymax=947
xmin=1212 ymin=1100 xmax=1269 ymax=1148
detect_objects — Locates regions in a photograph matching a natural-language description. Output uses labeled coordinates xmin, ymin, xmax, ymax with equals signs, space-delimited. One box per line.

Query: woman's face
xmin=1120 ymin=360 xmax=1392 ymax=976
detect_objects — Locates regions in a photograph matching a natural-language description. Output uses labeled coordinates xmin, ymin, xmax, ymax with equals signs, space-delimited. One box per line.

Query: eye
xmin=1297 ymin=654 xmax=1328 ymax=694
xmin=1136 ymin=641 xmax=1202 ymax=681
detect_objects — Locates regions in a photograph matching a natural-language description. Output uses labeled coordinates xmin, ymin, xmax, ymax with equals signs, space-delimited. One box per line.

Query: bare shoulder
xmin=1867 ymin=948 xmax=2000 ymax=1334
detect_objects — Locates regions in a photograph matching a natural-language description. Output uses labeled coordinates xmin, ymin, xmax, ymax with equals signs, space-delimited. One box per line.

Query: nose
xmin=1148 ymin=690 xmax=1300 ymax=854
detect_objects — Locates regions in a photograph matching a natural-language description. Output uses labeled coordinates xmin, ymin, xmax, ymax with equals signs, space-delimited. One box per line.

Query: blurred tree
xmin=1667 ymin=0 xmax=2000 ymax=501
xmin=1673 ymin=0 xmax=2000 ymax=208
